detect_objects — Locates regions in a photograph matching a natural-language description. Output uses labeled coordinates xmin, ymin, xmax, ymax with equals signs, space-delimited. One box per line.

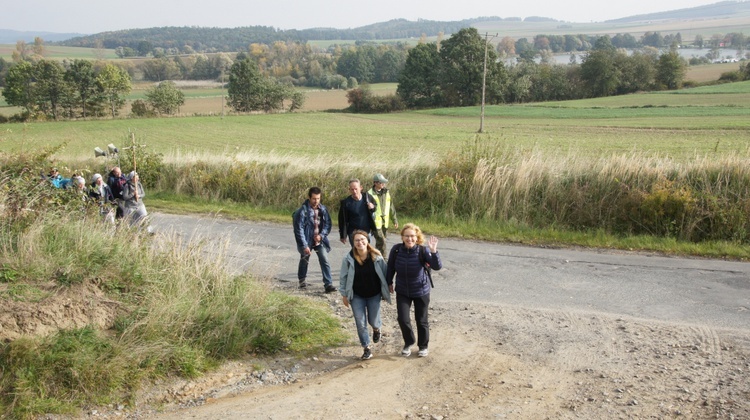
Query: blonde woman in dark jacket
xmin=386 ymin=223 xmax=442 ymax=357
xmin=339 ymin=230 xmax=391 ymax=360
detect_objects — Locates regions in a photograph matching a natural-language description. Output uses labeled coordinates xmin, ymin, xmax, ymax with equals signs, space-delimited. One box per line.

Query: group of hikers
xmin=44 ymin=165 xmax=149 ymax=228
xmin=46 ymin=166 xmax=440 ymax=360
xmin=293 ymin=175 xmax=443 ymax=361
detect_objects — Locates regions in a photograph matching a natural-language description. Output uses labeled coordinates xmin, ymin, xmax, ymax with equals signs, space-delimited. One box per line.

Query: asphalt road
xmin=151 ymin=213 xmax=750 ymax=332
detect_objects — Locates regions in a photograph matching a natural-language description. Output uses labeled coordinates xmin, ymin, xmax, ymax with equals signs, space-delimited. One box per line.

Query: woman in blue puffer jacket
xmin=386 ymin=223 xmax=442 ymax=358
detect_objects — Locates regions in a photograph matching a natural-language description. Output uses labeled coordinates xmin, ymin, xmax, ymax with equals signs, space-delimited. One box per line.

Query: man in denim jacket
xmin=294 ymin=186 xmax=335 ymax=292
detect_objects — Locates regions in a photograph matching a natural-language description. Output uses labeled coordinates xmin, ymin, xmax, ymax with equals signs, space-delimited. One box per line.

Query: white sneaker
xmin=418 ymin=348 xmax=429 ymax=357
xmin=401 ymin=345 xmax=411 ymax=357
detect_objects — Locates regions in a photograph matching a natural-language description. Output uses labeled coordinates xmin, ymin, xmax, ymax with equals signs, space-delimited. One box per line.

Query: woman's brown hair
xmin=351 ymin=230 xmax=382 ymax=264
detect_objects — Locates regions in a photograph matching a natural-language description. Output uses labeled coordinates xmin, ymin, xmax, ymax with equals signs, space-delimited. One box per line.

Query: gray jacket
xmin=339 ymin=251 xmax=391 ymax=304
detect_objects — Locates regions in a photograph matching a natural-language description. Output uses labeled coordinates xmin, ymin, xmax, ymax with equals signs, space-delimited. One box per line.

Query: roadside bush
xmin=0 ymin=149 xmax=346 ymax=418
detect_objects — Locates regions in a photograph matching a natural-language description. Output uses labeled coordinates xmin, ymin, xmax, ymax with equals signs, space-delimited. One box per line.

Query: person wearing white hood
xmin=121 ymin=171 xmax=148 ymax=227
xmin=88 ymin=173 xmax=115 ymax=223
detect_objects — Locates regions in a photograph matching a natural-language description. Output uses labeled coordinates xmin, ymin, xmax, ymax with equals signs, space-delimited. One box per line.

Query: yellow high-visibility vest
xmin=369 ymin=188 xmax=392 ymax=229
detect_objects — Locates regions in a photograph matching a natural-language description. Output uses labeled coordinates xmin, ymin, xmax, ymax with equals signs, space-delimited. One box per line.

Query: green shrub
xmin=0 ymin=148 xmax=347 ymax=418
xmin=130 ymin=99 xmax=155 ymax=118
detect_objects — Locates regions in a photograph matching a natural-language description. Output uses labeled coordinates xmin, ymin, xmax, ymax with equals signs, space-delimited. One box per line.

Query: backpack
xmin=395 ymin=244 xmax=434 ymax=288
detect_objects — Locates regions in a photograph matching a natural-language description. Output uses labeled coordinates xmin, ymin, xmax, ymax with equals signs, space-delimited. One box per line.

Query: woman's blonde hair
xmin=351 ymin=230 xmax=381 ymax=264
xmin=400 ymin=223 xmax=425 ymax=245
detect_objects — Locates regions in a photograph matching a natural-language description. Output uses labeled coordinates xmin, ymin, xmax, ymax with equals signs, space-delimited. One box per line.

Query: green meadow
xmin=2 ymin=80 xmax=750 ymax=258
xmin=0 ymin=44 xmax=119 ymax=60
xmin=2 ymin=81 xmax=749 ymax=162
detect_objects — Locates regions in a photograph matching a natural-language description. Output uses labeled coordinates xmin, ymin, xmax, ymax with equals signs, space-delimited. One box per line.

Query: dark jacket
xmin=88 ymin=183 xmax=114 ymax=204
xmin=338 ymin=193 xmax=376 ymax=239
xmin=107 ymin=172 xmax=127 ymax=200
xmin=386 ymin=244 xmax=442 ymax=298
xmin=294 ymin=199 xmax=332 ymax=252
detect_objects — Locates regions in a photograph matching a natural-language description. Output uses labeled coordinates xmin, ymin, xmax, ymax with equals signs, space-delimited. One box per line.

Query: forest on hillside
xmin=58 ymin=17 xmax=510 ymax=52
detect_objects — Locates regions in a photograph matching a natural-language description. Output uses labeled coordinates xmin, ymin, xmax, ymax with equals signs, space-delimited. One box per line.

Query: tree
xmin=33 ymin=37 xmax=46 ymax=57
xmin=2 ymin=60 xmax=35 ymax=113
xmin=580 ymin=37 xmax=621 ymax=97
xmin=115 ymin=46 xmax=137 ymax=58
xmin=11 ymin=41 xmax=32 ymax=63
xmin=496 ymin=37 xmax=516 ymax=56
xmin=227 ymin=58 xmax=301 ymax=113
xmin=694 ymin=34 xmax=704 ymax=49
xmin=65 ymin=59 xmax=102 ymax=118
xmin=227 ymin=58 xmax=263 ymax=112
xmin=145 ymin=80 xmax=185 ymax=115
xmin=190 ymin=54 xmax=219 ymax=80
xmin=641 ymin=32 xmax=664 ymax=48
xmin=33 ymin=60 xmax=68 ymax=120
xmin=439 ymin=27 xmax=494 ymax=107
xmin=0 ymin=57 xmax=9 ymax=88
xmin=740 ymin=61 xmax=750 ymax=81
xmin=655 ymin=50 xmax=686 ymax=90
xmin=515 ymin=38 xmax=536 ymax=63
xmin=336 ymin=46 xmax=375 ymax=83
xmin=289 ymin=90 xmax=305 ymax=112
xmin=137 ymin=40 xmax=153 ymax=56
xmin=374 ymin=48 xmax=406 ymax=83
xmin=397 ymin=42 xmax=442 ymax=108
xmin=616 ymin=52 xmax=656 ymax=94
xmin=97 ymin=63 xmax=131 ymax=118
xmin=140 ymin=57 xmax=181 ymax=81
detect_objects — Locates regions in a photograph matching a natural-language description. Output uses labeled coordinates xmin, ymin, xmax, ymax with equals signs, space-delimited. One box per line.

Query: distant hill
xmin=0 ymin=29 xmax=85 ymax=44
xmin=607 ymin=0 xmax=750 ymax=23
xmin=56 ymin=17 xmax=511 ymax=52
xmin=2 ymin=0 xmax=748 ymax=51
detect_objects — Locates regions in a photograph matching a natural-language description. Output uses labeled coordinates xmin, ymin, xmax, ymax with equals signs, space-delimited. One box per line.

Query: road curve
xmin=151 ymin=213 xmax=750 ymax=332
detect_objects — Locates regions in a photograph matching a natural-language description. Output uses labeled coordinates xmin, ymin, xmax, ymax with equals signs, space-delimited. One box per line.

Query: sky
xmin=2 ymin=0 xmax=723 ymax=34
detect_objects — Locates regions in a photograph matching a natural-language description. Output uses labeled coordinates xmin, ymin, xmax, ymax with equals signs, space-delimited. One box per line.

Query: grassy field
xmin=0 ymin=44 xmax=119 ymax=60
xmin=473 ymin=15 xmax=750 ymax=43
xmin=1 ymin=80 xmax=748 ymax=164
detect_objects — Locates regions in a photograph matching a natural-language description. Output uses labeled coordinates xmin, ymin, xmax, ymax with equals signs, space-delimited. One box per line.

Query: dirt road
xmin=130 ymin=213 xmax=750 ymax=419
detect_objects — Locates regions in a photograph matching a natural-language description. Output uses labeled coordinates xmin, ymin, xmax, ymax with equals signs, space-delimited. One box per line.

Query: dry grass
xmin=686 ymin=62 xmax=743 ymax=83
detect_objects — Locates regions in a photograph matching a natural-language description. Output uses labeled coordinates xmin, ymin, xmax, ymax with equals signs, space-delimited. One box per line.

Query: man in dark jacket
xmin=338 ymin=179 xmax=376 ymax=246
xmin=107 ymin=166 xmax=127 ymax=219
xmin=294 ymin=187 xmax=335 ymax=292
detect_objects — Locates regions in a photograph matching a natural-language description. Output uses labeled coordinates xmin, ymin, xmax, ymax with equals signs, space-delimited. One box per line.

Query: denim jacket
xmin=339 ymin=251 xmax=391 ymax=304
xmin=294 ymin=199 xmax=332 ymax=252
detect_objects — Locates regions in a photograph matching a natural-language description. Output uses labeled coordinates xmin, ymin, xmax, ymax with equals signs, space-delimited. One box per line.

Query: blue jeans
xmin=298 ymin=244 xmax=332 ymax=286
xmin=350 ymin=293 xmax=382 ymax=348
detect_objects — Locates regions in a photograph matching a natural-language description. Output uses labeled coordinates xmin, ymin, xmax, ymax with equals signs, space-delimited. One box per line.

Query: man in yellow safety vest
xmin=368 ymin=173 xmax=399 ymax=256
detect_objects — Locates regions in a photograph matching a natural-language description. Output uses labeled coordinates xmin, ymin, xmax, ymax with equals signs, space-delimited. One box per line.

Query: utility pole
xmin=221 ymin=72 xmax=225 ymax=119
xmin=479 ymin=32 xmax=498 ymax=133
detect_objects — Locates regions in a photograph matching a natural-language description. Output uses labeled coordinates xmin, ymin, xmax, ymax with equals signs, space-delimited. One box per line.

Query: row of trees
xmin=132 ymin=42 xmax=409 ymax=89
xmin=2 ymin=59 xmax=132 ymax=119
xmin=393 ymin=29 xmax=689 ymax=110
xmin=497 ymin=31 xmax=749 ymax=62
xmin=0 ymin=55 xmax=307 ymax=120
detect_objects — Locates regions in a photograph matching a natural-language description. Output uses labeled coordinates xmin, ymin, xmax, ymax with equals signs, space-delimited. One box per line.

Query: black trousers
xmin=396 ymin=293 xmax=430 ymax=349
